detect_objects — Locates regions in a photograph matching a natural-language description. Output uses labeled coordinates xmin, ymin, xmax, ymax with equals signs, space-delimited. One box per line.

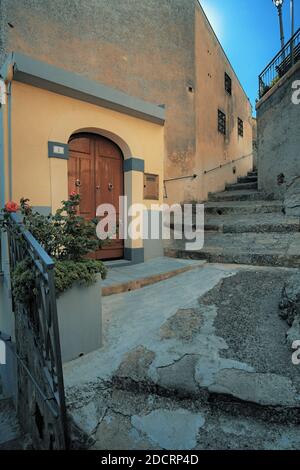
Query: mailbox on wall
xmin=144 ymin=173 xmax=159 ymax=200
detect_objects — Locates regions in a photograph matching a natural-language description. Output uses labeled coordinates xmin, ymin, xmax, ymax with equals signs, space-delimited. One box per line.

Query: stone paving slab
xmin=102 ymin=257 xmax=206 ymax=296
xmin=69 ymin=389 xmax=300 ymax=450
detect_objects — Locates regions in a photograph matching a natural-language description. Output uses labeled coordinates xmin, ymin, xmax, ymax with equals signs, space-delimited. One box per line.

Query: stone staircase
xmin=165 ymin=170 xmax=300 ymax=268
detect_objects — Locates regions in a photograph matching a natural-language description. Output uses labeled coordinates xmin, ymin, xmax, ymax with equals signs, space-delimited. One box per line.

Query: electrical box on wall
xmin=144 ymin=173 xmax=159 ymax=200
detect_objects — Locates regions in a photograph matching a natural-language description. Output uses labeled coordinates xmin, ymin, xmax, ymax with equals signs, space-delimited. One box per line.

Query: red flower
xmin=5 ymin=201 xmax=19 ymax=213
xmin=70 ymin=191 xmax=77 ymax=198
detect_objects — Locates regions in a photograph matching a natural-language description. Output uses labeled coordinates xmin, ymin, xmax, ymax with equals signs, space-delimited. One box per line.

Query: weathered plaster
xmin=257 ymin=62 xmax=300 ymax=201
xmin=0 ymin=0 xmax=252 ymax=204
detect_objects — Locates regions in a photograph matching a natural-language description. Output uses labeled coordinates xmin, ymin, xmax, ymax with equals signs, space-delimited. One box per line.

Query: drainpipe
xmin=0 ymin=101 xmax=4 ymax=209
xmin=0 ymin=54 xmax=14 ymax=203
xmin=0 ymin=55 xmax=14 ymax=277
xmin=7 ymin=80 xmax=12 ymax=200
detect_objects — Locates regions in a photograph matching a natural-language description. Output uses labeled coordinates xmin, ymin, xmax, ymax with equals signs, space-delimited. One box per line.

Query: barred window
xmin=218 ymin=110 xmax=226 ymax=135
xmin=238 ymin=117 xmax=244 ymax=137
xmin=225 ymin=73 xmax=232 ymax=95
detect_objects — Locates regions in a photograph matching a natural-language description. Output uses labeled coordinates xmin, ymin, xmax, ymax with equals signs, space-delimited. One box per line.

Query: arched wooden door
xmin=68 ymin=133 xmax=124 ymax=260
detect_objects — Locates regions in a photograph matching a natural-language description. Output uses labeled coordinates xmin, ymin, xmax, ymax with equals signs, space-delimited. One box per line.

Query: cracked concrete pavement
xmin=64 ymin=263 xmax=300 ymax=449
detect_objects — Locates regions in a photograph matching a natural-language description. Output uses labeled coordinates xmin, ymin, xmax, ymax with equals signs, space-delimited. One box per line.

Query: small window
xmin=218 ymin=110 xmax=226 ymax=135
xmin=238 ymin=118 xmax=244 ymax=137
xmin=225 ymin=73 xmax=232 ymax=95
xmin=144 ymin=173 xmax=159 ymax=200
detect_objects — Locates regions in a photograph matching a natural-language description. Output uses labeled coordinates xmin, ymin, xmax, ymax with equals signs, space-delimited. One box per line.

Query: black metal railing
xmin=6 ymin=212 xmax=68 ymax=449
xmin=259 ymin=27 xmax=300 ymax=98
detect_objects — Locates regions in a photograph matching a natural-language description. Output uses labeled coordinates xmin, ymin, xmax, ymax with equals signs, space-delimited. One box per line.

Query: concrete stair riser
xmin=208 ymin=191 xmax=273 ymax=202
xmin=221 ymin=222 xmax=300 ymax=234
xmin=203 ymin=203 xmax=283 ymax=216
xmin=237 ymin=175 xmax=258 ymax=183
xmin=225 ymin=182 xmax=258 ymax=191
xmin=164 ymin=248 xmax=300 ymax=269
xmin=171 ymin=221 xmax=300 ymax=234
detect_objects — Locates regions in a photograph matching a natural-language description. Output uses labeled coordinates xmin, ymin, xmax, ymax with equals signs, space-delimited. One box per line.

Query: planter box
xmin=56 ymin=275 xmax=102 ymax=363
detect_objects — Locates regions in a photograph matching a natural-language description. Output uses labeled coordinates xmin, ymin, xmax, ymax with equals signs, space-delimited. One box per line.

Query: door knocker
xmin=75 ymin=179 xmax=81 ymax=188
xmin=108 ymin=183 xmax=114 ymax=191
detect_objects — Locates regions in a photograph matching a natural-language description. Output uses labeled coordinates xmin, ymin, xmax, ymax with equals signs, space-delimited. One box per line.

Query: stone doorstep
xmin=102 ymin=261 xmax=206 ymax=296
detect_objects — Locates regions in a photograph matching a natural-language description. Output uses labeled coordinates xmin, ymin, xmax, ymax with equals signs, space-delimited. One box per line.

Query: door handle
xmin=75 ymin=179 xmax=81 ymax=187
xmin=108 ymin=183 xmax=113 ymax=191
xmin=96 ymin=185 xmax=100 ymax=190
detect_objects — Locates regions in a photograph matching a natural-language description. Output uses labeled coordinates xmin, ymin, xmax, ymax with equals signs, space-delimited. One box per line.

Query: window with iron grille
xmin=238 ymin=117 xmax=244 ymax=137
xmin=225 ymin=73 xmax=232 ymax=95
xmin=218 ymin=110 xmax=226 ymax=135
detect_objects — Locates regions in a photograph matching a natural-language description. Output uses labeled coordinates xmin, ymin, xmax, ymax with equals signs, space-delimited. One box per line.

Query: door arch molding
xmin=69 ymin=127 xmax=132 ymax=159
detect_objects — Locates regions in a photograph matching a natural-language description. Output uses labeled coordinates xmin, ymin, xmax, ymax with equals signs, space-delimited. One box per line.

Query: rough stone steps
xmin=172 ymin=213 xmax=299 ymax=234
xmin=203 ymin=200 xmax=283 ymax=216
xmin=208 ymin=189 xmax=270 ymax=202
xmin=165 ymin=232 xmax=300 ymax=268
xmin=173 ymin=214 xmax=300 ymax=234
xmin=248 ymin=171 xmax=258 ymax=177
xmin=168 ymin=171 xmax=299 ymax=268
xmin=226 ymin=181 xmax=258 ymax=191
xmin=237 ymin=175 xmax=258 ymax=183
xmin=205 ymin=215 xmax=300 ymax=234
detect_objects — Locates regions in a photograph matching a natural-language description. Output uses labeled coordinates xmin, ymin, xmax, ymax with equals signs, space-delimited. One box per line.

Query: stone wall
xmin=0 ymin=0 xmax=252 ymax=204
xmin=257 ymin=62 xmax=300 ymax=211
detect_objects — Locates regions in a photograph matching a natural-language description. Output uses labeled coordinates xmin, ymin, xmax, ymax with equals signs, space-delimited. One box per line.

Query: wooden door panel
xmin=68 ymin=133 xmax=124 ymax=260
xmin=69 ymin=136 xmax=91 ymax=154
xmin=68 ymin=154 xmax=78 ymax=194
xmin=78 ymin=155 xmax=94 ymax=218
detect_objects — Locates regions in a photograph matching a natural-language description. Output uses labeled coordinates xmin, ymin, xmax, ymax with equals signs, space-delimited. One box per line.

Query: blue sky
xmin=200 ymin=0 xmax=300 ymax=111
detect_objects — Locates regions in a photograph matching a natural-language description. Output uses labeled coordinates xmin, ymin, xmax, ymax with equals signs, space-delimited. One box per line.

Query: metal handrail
xmin=203 ymin=152 xmax=253 ymax=175
xmin=6 ymin=212 xmax=68 ymax=449
xmin=259 ymin=27 xmax=300 ymax=98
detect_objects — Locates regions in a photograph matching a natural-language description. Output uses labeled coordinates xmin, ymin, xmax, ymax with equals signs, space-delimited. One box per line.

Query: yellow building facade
xmin=0 ymin=53 xmax=165 ymax=263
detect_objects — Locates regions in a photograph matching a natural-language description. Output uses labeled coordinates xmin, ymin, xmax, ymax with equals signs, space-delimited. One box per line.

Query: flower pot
xmin=56 ymin=275 xmax=102 ymax=363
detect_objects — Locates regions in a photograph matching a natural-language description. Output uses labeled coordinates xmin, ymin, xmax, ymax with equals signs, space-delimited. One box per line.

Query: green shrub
xmin=1 ymin=194 xmax=108 ymax=305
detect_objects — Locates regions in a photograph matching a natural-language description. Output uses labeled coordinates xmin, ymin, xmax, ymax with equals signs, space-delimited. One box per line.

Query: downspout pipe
xmin=0 ymin=53 xmax=14 ymax=206
xmin=0 ymin=54 xmax=14 ymax=277
xmin=7 ymin=80 xmax=12 ymax=200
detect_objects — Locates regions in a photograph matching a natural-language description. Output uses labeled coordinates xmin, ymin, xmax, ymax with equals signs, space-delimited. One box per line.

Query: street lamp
xmin=273 ymin=0 xmax=285 ymax=49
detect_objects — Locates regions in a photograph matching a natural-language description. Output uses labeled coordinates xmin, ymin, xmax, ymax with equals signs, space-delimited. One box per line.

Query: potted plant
xmin=0 ymin=194 xmax=107 ymax=362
